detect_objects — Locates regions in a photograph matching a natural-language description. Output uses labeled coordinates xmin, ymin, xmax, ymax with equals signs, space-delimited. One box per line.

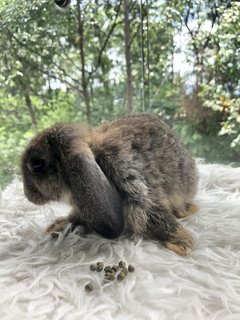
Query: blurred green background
xmin=0 ymin=0 xmax=239 ymax=186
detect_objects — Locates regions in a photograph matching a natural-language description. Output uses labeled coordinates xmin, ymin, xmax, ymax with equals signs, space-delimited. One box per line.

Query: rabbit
xmin=21 ymin=112 xmax=198 ymax=256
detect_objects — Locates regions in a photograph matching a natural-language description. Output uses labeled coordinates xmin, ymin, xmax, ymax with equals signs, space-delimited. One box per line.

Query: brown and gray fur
xmin=21 ymin=113 xmax=198 ymax=256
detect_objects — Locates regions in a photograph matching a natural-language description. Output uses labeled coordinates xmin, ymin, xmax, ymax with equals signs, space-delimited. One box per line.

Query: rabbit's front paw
xmin=174 ymin=203 xmax=199 ymax=219
xmin=46 ymin=217 xmax=71 ymax=238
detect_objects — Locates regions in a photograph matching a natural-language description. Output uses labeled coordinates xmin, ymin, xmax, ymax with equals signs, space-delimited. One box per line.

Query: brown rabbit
xmin=21 ymin=113 xmax=198 ymax=256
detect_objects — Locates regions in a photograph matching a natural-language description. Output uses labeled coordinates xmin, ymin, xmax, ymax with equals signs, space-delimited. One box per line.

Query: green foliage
xmin=173 ymin=120 xmax=240 ymax=163
xmin=0 ymin=0 xmax=239 ymax=186
xmin=200 ymin=1 xmax=240 ymax=151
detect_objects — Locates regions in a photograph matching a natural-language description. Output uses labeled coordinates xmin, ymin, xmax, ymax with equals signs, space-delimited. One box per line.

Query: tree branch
xmin=8 ymin=30 xmax=82 ymax=90
xmin=88 ymin=0 xmax=123 ymax=78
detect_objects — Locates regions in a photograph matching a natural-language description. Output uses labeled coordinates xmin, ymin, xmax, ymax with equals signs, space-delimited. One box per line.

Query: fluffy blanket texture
xmin=0 ymin=161 xmax=240 ymax=320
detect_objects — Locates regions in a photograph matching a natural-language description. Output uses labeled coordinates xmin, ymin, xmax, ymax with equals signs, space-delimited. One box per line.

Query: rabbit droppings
xmin=21 ymin=113 xmax=198 ymax=256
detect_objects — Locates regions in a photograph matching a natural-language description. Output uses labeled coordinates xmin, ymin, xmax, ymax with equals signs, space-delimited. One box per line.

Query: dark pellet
xmin=85 ymin=283 xmax=94 ymax=292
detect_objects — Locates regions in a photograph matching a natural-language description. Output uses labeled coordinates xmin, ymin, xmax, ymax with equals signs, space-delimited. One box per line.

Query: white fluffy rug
xmin=0 ymin=162 xmax=240 ymax=320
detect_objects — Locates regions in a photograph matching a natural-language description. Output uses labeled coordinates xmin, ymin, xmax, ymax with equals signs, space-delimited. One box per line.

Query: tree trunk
xmin=123 ymin=0 xmax=133 ymax=114
xmin=82 ymin=83 xmax=92 ymax=125
xmin=24 ymin=93 xmax=38 ymax=132
xmin=76 ymin=0 xmax=92 ymax=125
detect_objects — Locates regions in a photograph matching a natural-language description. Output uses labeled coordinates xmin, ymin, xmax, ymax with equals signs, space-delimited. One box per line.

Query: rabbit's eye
xmin=30 ymin=158 xmax=46 ymax=173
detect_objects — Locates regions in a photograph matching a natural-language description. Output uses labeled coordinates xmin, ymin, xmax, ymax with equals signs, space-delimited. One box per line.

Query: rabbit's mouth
xmin=23 ymin=186 xmax=49 ymax=205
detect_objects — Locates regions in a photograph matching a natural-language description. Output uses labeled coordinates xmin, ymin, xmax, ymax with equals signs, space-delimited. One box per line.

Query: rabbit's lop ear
xmin=66 ymin=150 xmax=124 ymax=239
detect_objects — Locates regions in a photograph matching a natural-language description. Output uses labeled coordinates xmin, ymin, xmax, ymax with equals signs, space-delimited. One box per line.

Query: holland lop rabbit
xmin=21 ymin=113 xmax=198 ymax=256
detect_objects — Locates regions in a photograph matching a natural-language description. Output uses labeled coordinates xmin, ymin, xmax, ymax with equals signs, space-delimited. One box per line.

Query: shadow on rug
xmin=0 ymin=162 xmax=240 ymax=320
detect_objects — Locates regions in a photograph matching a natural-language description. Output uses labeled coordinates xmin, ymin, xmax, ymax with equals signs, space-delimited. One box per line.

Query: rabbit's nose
xmin=28 ymin=158 xmax=47 ymax=173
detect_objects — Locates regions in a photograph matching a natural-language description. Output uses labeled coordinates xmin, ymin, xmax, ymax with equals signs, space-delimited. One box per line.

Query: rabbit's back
xmin=91 ymin=113 xmax=198 ymax=232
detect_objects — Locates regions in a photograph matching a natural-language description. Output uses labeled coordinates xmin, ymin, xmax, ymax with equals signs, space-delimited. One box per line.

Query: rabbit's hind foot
xmin=163 ymin=227 xmax=193 ymax=256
